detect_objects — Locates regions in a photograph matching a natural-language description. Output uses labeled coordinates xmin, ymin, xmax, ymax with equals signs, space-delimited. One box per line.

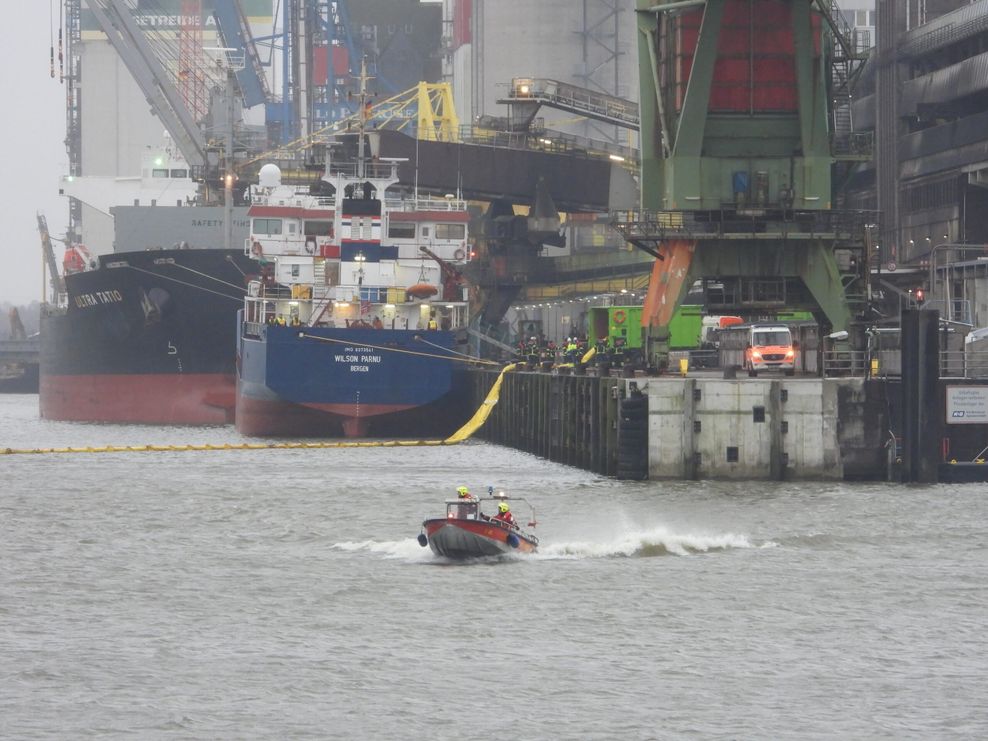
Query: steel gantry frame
xmin=623 ymin=0 xmax=873 ymax=368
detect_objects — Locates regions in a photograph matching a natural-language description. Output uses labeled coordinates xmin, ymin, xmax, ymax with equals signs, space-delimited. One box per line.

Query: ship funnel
xmin=258 ymin=163 xmax=282 ymax=188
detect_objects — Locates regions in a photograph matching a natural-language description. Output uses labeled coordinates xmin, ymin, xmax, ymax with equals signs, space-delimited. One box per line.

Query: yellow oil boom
xmin=2 ymin=364 xmax=516 ymax=456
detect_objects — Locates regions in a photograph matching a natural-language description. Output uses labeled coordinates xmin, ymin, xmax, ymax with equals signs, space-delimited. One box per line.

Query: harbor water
xmin=2 ymin=393 xmax=987 ymax=739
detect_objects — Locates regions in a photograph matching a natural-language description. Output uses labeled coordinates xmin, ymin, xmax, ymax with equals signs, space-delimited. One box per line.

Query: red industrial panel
xmin=672 ymin=0 xmax=819 ymax=114
xmin=332 ymin=46 xmax=349 ymax=77
xmin=312 ymin=46 xmax=329 ymax=87
xmin=453 ymin=0 xmax=472 ymax=48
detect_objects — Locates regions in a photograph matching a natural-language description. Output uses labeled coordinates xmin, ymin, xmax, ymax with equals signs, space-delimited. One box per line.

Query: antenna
xmin=414 ymin=131 xmax=420 ymax=207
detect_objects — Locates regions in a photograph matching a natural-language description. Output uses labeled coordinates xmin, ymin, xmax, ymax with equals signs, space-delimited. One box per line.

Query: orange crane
xmin=418 ymin=246 xmax=467 ymax=302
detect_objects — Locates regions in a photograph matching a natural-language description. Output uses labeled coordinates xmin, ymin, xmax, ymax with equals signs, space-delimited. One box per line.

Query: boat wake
xmin=538 ymin=526 xmax=776 ymax=559
xmin=333 ymin=526 xmax=776 ymax=562
xmin=333 ymin=538 xmax=435 ymax=561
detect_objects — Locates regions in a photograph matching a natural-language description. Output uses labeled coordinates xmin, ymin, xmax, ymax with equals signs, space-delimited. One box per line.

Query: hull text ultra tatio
xmin=40 ymin=141 xmax=258 ymax=425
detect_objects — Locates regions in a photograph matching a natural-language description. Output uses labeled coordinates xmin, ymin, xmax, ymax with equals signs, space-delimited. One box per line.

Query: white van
xmin=744 ymin=324 xmax=796 ymax=376
xmin=720 ymin=324 xmax=797 ymax=376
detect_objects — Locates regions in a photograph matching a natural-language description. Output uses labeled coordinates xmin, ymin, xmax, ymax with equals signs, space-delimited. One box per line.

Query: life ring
xmin=614 ymin=309 xmax=627 ymax=325
xmin=454 ymin=248 xmax=466 ymax=260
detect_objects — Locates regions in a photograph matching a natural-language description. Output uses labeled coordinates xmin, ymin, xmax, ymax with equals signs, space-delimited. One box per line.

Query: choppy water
xmin=2 ymin=394 xmax=987 ymax=739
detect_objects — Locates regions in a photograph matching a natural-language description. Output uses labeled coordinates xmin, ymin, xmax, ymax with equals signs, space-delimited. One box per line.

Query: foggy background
xmin=2 ymin=3 xmax=67 ymax=307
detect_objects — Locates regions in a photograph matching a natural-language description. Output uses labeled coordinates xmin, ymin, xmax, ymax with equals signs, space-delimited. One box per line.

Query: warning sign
xmin=946 ymin=385 xmax=988 ymax=424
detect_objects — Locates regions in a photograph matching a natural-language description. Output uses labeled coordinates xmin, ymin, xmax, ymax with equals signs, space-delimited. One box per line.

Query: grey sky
xmin=1 ymin=3 xmax=68 ymax=305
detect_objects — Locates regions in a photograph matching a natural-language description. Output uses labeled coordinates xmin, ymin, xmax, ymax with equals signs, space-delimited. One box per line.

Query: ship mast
xmin=357 ymin=57 xmax=370 ymax=179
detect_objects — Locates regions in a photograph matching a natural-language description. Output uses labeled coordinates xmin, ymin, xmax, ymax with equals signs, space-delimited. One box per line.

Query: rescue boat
xmin=418 ymin=490 xmax=539 ymax=558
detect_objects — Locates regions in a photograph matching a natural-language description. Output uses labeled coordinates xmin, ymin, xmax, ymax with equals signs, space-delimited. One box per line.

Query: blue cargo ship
xmin=235 ymin=71 xmax=473 ymax=437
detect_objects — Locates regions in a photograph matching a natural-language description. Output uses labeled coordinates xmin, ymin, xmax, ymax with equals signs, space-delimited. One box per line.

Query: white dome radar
xmin=258 ymin=163 xmax=282 ymax=188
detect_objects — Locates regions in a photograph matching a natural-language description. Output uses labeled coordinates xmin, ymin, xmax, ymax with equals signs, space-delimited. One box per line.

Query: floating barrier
xmin=2 ymin=363 xmax=517 ymax=456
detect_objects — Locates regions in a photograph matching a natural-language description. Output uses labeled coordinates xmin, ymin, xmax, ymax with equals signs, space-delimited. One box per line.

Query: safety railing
xmin=611 ymin=208 xmax=878 ymax=241
xmin=941 ymin=350 xmax=988 ymax=379
xmin=822 ymin=349 xmax=870 ymax=377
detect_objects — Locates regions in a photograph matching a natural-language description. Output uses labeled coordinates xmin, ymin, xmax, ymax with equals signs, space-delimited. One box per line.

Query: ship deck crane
xmin=418 ymin=245 xmax=466 ymax=302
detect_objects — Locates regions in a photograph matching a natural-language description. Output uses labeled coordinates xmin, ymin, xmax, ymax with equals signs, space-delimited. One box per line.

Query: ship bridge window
xmin=253 ymin=218 xmax=283 ymax=235
xmin=304 ymin=220 xmax=333 ymax=237
xmin=152 ymin=168 xmax=169 ymax=178
xmin=388 ymin=222 xmax=416 ymax=239
xmin=436 ymin=223 xmax=466 ymax=240
xmin=170 ymin=169 xmax=188 ymax=178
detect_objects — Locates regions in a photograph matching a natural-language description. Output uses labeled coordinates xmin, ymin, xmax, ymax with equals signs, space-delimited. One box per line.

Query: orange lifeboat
xmin=406 ymin=283 xmax=439 ymax=299
xmin=62 ymin=244 xmax=92 ymax=274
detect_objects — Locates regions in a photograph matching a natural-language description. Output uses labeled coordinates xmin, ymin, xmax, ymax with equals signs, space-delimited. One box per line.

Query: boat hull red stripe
xmin=422 ymin=518 xmax=538 ymax=556
xmin=39 ymin=373 xmax=236 ymax=425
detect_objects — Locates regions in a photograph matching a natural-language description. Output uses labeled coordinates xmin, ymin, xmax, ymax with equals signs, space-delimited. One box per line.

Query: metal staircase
xmin=821 ymin=0 xmax=872 ymax=161
xmin=307 ymin=258 xmax=336 ymax=325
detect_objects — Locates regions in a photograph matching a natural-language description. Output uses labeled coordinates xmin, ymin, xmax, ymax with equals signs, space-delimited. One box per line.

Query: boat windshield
xmin=447 ymin=502 xmax=479 ymax=520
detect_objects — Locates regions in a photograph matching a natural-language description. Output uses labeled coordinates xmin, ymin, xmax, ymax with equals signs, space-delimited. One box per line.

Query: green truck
xmin=589 ymin=304 xmax=705 ymax=351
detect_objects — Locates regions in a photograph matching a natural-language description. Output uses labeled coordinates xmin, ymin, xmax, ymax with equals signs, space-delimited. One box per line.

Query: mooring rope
xmin=297 ymin=332 xmax=503 ymax=366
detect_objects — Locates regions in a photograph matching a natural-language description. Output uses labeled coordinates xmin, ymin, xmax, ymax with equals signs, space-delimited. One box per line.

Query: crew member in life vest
xmin=565 ymin=337 xmax=578 ymax=362
xmin=427 ymin=313 xmax=439 ymax=330
xmin=492 ymin=501 xmax=516 ymax=527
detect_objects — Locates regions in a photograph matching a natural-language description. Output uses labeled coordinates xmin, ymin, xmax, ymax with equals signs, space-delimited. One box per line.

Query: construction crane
xmin=86 ymin=0 xmax=207 ymax=168
xmin=37 ymin=214 xmax=65 ymax=303
xmin=212 ymin=0 xmax=272 ymax=108
xmin=9 ymin=308 xmax=27 ymax=341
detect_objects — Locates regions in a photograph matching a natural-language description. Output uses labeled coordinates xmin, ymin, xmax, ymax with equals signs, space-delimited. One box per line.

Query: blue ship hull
xmin=236 ymin=323 xmax=470 ymax=437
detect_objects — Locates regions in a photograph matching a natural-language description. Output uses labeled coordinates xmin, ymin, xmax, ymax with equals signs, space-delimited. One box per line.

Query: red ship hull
xmin=40 ymin=373 xmax=236 ymax=425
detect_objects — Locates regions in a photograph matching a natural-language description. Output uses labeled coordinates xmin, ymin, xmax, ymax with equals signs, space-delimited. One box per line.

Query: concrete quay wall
xmin=643 ymin=377 xmax=889 ymax=480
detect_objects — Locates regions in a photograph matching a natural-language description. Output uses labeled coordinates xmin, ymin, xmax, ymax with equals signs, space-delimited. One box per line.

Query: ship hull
xmin=235 ymin=324 xmax=470 ymax=437
xmin=40 ymin=248 xmax=258 ymax=425
xmin=39 ymin=372 xmax=235 ymax=425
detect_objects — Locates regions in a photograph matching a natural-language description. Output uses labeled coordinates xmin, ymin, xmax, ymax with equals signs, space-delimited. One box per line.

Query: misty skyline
xmin=2 ymin=3 xmax=67 ymax=305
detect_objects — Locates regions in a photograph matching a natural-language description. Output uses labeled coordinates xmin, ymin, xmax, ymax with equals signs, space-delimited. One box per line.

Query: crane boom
xmin=87 ymin=0 xmax=207 ymax=167
xmin=37 ymin=214 xmax=65 ymax=301
xmin=212 ymin=0 xmax=271 ymax=107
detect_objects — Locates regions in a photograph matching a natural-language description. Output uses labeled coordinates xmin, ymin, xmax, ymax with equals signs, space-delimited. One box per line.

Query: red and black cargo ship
xmin=40 ymin=248 xmax=257 ymax=425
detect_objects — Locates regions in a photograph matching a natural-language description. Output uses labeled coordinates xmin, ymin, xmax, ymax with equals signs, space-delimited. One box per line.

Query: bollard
xmin=679 ymin=357 xmax=689 ymax=377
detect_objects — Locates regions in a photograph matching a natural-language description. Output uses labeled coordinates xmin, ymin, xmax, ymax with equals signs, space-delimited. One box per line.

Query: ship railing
xmin=323 ymin=161 xmax=400 ymax=180
xmin=384 ymin=196 xmax=468 ymax=212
